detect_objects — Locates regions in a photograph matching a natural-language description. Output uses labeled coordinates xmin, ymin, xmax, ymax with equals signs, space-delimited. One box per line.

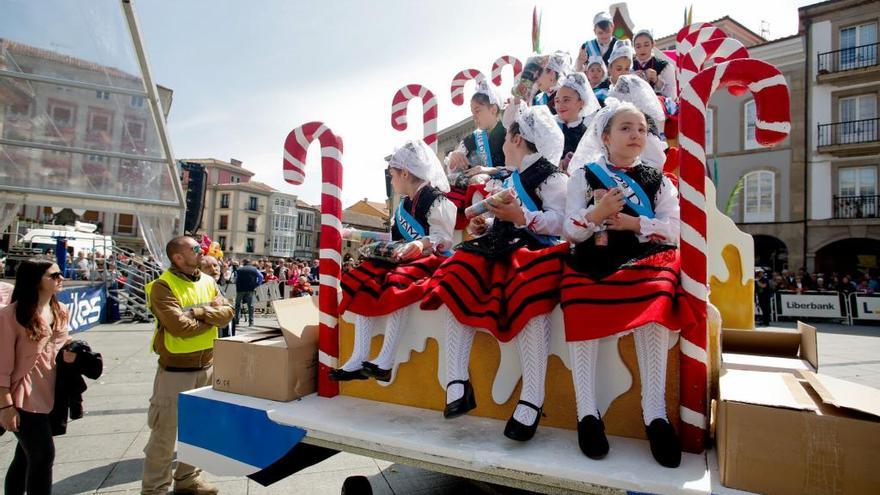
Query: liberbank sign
xmin=778 ymin=293 xmax=845 ymax=319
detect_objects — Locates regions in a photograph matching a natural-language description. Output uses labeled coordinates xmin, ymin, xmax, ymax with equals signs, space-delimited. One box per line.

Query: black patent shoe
xmin=328 ymin=368 xmax=368 ymax=381
xmin=646 ymin=418 xmax=681 ymax=468
xmin=577 ymin=415 xmax=609 ymax=459
xmin=503 ymin=400 xmax=543 ymax=441
xmin=443 ymin=380 xmax=476 ymax=419
xmin=361 ymin=361 xmax=391 ymax=382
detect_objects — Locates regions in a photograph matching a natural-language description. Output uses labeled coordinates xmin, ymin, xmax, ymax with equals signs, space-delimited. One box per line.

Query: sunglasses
xmin=47 ymin=272 xmax=64 ymax=280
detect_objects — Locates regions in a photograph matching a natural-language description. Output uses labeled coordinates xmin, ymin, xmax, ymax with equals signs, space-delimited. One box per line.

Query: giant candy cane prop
xmin=679 ymin=37 xmax=750 ymax=97
xmin=283 ymin=122 xmax=344 ymax=397
xmin=450 ymin=69 xmax=487 ymax=106
xmin=675 ymin=23 xmax=727 ymax=62
xmin=678 ymin=59 xmax=790 ymax=452
xmin=491 ymin=55 xmax=523 ymax=86
xmin=391 ymin=84 xmax=439 ymax=153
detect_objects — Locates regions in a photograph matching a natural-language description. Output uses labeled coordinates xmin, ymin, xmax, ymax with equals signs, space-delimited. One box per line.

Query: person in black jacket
xmin=50 ymin=340 xmax=103 ymax=435
xmin=233 ymin=259 xmax=263 ymax=327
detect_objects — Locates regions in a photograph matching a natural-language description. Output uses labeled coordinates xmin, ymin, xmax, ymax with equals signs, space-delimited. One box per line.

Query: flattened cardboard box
xmin=716 ymin=368 xmax=880 ymax=495
xmin=213 ymin=297 xmax=319 ymax=401
xmin=722 ymin=321 xmax=818 ymax=374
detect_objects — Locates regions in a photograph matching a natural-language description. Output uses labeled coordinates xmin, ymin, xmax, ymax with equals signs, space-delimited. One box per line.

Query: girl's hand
xmin=468 ymin=215 xmax=488 ymax=236
xmin=394 ymin=241 xmax=424 ymax=261
xmin=487 ymin=196 xmax=526 ymax=225
xmin=0 ymin=407 xmax=19 ymax=432
xmin=62 ymin=350 xmax=77 ymax=364
xmin=464 ymin=166 xmax=496 ymax=177
xmin=595 ymin=188 xmax=625 ymax=221
xmin=448 ymin=152 xmax=468 ymax=172
xmin=606 ymin=213 xmax=642 ymax=233
xmin=645 ymin=68 xmax=658 ymax=83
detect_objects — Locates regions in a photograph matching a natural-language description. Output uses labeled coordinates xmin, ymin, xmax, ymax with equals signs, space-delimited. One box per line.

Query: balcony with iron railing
xmin=833 ymin=195 xmax=879 ymax=220
xmin=817 ymin=42 xmax=879 ymax=85
xmin=817 ymin=118 xmax=880 ymax=156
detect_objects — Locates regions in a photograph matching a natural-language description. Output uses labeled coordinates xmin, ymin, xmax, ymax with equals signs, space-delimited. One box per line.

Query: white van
xmin=19 ymin=223 xmax=114 ymax=256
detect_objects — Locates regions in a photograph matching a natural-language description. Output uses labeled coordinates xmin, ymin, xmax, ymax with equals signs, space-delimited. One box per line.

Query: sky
xmin=3 ymin=0 xmax=816 ymax=207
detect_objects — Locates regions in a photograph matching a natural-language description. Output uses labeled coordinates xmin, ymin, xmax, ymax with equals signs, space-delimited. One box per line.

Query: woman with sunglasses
xmin=1 ymin=258 xmax=75 ymax=495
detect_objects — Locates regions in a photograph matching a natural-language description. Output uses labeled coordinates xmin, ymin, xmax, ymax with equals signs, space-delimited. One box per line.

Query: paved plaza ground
xmin=2 ymin=318 xmax=878 ymax=494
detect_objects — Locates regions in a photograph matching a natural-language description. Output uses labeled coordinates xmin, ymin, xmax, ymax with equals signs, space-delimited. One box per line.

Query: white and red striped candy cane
xmin=678 ymin=37 xmax=750 ymax=95
xmin=282 ymin=122 xmax=344 ymax=398
xmin=391 ymin=84 xmax=439 ymax=153
xmin=678 ymin=59 xmax=790 ymax=452
xmin=450 ymin=69 xmax=487 ymax=106
xmin=676 ymin=24 xmax=727 ymax=68
xmin=490 ymin=55 xmax=523 ymax=86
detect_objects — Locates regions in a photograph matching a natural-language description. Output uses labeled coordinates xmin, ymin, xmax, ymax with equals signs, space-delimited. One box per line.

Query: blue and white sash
xmin=586 ymin=162 xmax=655 ymax=219
xmin=473 ymin=129 xmax=494 ymax=168
xmin=506 ymin=171 xmax=560 ymax=246
xmin=533 ymin=92 xmax=549 ymax=106
xmin=394 ymin=200 xmax=452 ymax=256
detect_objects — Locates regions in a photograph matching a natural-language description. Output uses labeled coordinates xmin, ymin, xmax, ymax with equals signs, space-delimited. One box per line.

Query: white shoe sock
xmin=513 ymin=315 xmax=550 ymax=426
xmin=634 ymin=323 xmax=670 ymax=424
xmin=569 ymin=339 xmax=600 ymax=421
xmin=444 ymin=306 xmax=475 ymax=404
xmin=369 ymin=307 xmax=410 ymax=370
xmin=341 ymin=314 xmax=374 ymax=372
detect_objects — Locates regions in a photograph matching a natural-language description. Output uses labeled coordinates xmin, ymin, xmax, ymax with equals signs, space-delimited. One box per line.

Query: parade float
xmin=176 ymin=18 xmax=880 ymax=495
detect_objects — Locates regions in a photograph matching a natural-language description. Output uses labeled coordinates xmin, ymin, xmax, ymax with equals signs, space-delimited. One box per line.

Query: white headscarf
xmin=388 ymin=139 xmax=450 ymax=193
xmin=607 ymin=74 xmax=665 ymax=125
xmin=514 ymin=104 xmax=565 ymax=164
xmin=545 ymin=50 xmax=572 ymax=79
xmin=608 ymin=39 xmax=634 ymax=66
xmin=473 ymin=78 xmax=502 ymax=107
xmin=633 ymin=28 xmax=654 ymax=42
xmin=569 ymin=99 xmax=645 ymax=169
xmin=559 ymin=72 xmax=601 ymax=118
xmin=593 ymin=11 xmax=612 ymax=26
xmin=586 ymin=56 xmax=608 ymax=81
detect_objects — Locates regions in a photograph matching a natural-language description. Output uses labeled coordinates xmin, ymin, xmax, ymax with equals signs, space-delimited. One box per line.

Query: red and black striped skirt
xmin=421 ymin=243 xmax=568 ymax=342
xmin=340 ymin=255 xmax=447 ymax=317
xmin=561 ymin=248 xmax=683 ymax=341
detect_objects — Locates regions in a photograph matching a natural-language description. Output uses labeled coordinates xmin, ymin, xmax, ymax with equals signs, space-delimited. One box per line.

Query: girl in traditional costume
xmin=562 ymin=100 xmax=683 ymax=468
xmin=531 ymin=51 xmax=572 ymax=114
xmin=607 ymin=40 xmax=635 ymax=87
xmin=422 ymin=105 xmax=568 ymax=442
xmin=554 ymin=72 xmax=601 ymax=174
xmin=331 ymin=140 xmax=455 ymax=382
xmin=446 ymin=81 xmax=509 ymax=225
xmin=586 ymin=56 xmax=611 ymax=108
xmin=605 ymin=74 xmax=669 ymax=171
xmin=632 ymin=29 xmax=677 ymax=99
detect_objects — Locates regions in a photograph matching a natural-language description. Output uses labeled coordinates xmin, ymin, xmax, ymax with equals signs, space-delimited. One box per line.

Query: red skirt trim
xmin=340 ymin=255 xmax=446 ymax=317
xmin=561 ymin=248 xmax=684 ymax=342
xmin=421 ymin=243 xmax=569 ymax=342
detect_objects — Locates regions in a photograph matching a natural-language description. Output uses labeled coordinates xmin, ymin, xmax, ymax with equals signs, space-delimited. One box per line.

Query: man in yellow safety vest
xmin=141 ymin=236 xmax=234 ymax=495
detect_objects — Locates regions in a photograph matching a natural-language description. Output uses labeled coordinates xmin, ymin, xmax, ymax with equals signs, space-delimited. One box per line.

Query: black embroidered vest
xmin=391 ymin=186 xmax=444 ymax=241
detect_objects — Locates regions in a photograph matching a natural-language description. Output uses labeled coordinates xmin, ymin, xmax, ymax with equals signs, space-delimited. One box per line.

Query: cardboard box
xmin=721 ymin=321 xmax=818 ymax=374
xmin=212 ymin=297 xmax=319 ymax=401
xmin=716 ymin=368 xmax=880 ymax=495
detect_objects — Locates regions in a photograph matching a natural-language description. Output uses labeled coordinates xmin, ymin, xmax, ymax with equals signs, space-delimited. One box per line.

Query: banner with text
xmin=58 ymin=284 xmax=107 ymax=333
xmin=851 ymin=294 xmax=880 ymax=321
xmin=777 ymin=292 xmax=845 ymax=319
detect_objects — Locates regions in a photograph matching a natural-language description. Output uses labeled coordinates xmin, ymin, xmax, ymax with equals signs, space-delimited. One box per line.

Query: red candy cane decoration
xmin=450 ymin=69 xmax=487 ymax=106
xmin=391 ymin=84 xmax=439 ymax=153
xmin=678 ymin=59 xmax=790 ymax=452
xmin=490 ymin=55 xmax=523 ymax=86
xmin=282 ymin=122 xmax=344 ymax=398
xmin=678 ymin=37 xmax=750 ymax=94
xmin=675 ymin=23 xmax=727 ymax=62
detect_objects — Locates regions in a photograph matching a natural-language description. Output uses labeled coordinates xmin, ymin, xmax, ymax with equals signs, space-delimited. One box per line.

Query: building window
xmin=115 ymin=213 xmax=135 ymax=235
xmin=218 ymin=215 xmax=228 ymax=230
xmin=839 ymin=166 xmax=877 ymax=197
xmin=840 ymin=22 xmax=878 ymax=70
xmin=48 ymin=102 xmax=75 ymax=129
xmin=125 ymin=120 xmax=145 ymax=141
xmin=220 ymin=193 xmax=229 ymax=208
xmin=705 ymin=107 xmax=714 ymax=155
xmin=218 ymin=236 xmax=226 ymax=250
xmin=838 ymin=94 xmax=877 ymax=142
xmin=248 ymin=196 xmax=258 ymax=211
xmin=744 ymin=100 xmax=759 ymax=150
xmin=247 ymin=217 xmax=257 ymax=232
xmin=7 ymin=102 xmax=31 ymax=117
xmin=130 ymin=95 xmax=145 ymax=108
xmin=246 ymin=238 xmax=255 ymax=253
xmin=743 ymin=170 xmax=775 ymax=223
xmin=96 ymin=90 xmax=110 ymax=100
xmin=87 ymin=111 xmax=111 ymax=134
